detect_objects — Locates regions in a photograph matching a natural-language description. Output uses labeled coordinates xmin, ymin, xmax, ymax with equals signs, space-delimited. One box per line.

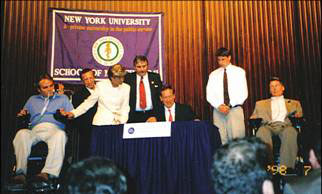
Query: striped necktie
xmin=223 ymin=68 xmax=230 ymax=105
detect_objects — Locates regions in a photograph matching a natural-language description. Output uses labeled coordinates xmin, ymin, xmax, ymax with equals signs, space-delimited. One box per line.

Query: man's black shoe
xmin=4 ymin=183 xmax=27 ymax=192
xmin=31 ymin=173 xmax=60 ymax=192
xmin=5 ymin=174 xmax=27 ymax=192
xmin=11 ymin=174 xmax=27 ymax=184
xmin=34 ymin=172 xmax=49 ymax=181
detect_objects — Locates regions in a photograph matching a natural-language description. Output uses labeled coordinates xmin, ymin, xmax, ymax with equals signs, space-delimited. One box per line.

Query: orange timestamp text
xmin=267 ymin=165 xmax=312 ymax=176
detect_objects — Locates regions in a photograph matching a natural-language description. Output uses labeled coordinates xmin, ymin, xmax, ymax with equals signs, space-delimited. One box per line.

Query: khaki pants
xmin=213 ymin=106 xmax=245 ymax=145
xmin=13 ymin=122 xmax=67 ymax=177
xmin=256 ymin=121 xmax=298 ymax=168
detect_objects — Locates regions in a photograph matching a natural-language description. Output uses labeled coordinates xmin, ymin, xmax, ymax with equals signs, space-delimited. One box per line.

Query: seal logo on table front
xmin=123 ymin=122 xmax=171 ymax=139
xmin=128 ymin=127 xmax=135 ymax=134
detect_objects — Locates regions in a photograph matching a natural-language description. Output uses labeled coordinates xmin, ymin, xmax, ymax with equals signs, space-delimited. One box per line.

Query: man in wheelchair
xmin=11 ymin=73 xmax=74 ymax=185
xmin=250 ymin=77 xmax=303 ymax=169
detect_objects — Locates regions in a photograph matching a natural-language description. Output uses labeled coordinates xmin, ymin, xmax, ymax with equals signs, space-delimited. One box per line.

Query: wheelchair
xmin=249 ymin=117 xmax=307 ymax=193
xmin=5 ymin=110 xmax=78 ymax=193
xmin=249 ymin=117 xmax=306 ymax=172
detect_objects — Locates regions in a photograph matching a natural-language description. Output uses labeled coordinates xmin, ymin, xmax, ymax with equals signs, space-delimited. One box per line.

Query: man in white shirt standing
xmin=206 ymin=47 xmax=248 ymax=145
xmin=250 ymin=77 xmax=303 ymax=168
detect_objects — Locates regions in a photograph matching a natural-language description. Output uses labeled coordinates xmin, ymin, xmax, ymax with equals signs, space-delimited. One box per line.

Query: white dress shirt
xmin=135 ymin=74 xmax=153 ymax=111
xmin=206 ymin=64 xmax=248 ymax=109
xmin=164 ymin=103 xmax=176 ymax=121
xmin=271 ymin=95 xmax=287 ymax=122
xmin=72 ymin=79 xmax=130 ymax=125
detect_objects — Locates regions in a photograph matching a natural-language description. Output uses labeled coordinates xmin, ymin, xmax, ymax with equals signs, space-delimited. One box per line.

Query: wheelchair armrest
xmin=16 ymin=114 xmax=31 ymax=129
xmin=288 ymin=117 xmax=305 ymax=128
xmin=249 ymin=118 xmax=263 ymax=129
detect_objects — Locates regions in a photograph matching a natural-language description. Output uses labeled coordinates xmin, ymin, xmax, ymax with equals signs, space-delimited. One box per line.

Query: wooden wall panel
xmin=204 ymin=1 xmax=321 ymax=124
xmin=1 ymin=0 xmax=321 ymax=187
xmin=294 ymin=0 xmax=321 ymax=126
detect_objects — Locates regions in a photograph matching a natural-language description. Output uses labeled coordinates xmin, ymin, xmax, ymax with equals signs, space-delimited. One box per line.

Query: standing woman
xmin=63 ymin=64 xmax=130 ymax=125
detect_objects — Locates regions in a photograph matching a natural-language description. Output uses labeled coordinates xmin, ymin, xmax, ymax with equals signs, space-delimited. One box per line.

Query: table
xmin=90 ymin=121 xmax=221 ymax=194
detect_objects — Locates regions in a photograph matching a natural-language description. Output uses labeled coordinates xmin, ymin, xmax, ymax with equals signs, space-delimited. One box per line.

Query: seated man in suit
xmin=124 ymin=55 xmax=163 ymax=123
xmin=250 ymin=77 xmax=303 ymax=168
xmin=155 ymin=85 xmax=196 ymax=122
xmin=72 ymin=68 xmax=97 ymax=160
xmin=11 ymin=73 xmax=74 ymax=184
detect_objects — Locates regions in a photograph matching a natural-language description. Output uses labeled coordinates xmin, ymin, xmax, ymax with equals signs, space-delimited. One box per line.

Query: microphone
xmin=63 ymin=89 xmax=74 ymax=95
xmin=53 ymin=88 xmax=74 ymax=95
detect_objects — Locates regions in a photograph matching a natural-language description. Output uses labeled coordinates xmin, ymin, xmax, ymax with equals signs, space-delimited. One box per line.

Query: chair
xmin=249 ymin=118 xmax=263 ymax=136
xmin=249 ymin=117 xmax=306 ymax=171
xmin=5 ymin=110 xmax=77 ymax=192
xmin=249 ymin=118 xmax=282 ymax=164
xmin=249 ymin=117 xmax=306 ymax=194
xmin=289 ymin=117 xmax=306 ymax=176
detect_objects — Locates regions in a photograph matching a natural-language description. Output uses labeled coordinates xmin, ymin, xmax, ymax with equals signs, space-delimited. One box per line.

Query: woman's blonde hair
xmin=108 ymin=64 xmax=127 ymax=78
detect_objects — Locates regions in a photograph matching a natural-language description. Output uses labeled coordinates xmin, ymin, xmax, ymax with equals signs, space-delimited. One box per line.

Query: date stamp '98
xmin=267 ymin=165 xmax=312 ymax=176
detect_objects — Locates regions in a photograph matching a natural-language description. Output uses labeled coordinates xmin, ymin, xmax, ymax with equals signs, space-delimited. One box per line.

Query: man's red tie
xmin=168 ymin=109 xmax=173 ymax=122
xmin=139 ymin=76 xmax=147 ymax=109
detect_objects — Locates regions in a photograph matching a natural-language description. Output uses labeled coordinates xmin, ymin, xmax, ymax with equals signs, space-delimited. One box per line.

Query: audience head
xmin=64 ymin=157 xmax=127 ymax=194
xmin=108 ymin=64 xmax=127 ymax=87
xmin=215 ymin=47 xmax=232 ymax=67
xmin=133 ymin=55 xmax=149 ymax=77
xmin=37 ymin=73 xmax=55 ymax=97
xmin=309 ymin=126 xmax=321 ymax=169
xmin=211 ymin=137 xmax=273 ymax=194
xmin=80 ymin=68 xmax=96 ymax=90
xmin=269 ymin=76 xmax=285 ymax=97
xmin=160 ymin=85 xmax=176 ymax=109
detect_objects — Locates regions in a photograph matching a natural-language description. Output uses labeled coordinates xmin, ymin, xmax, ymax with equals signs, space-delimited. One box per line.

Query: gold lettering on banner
xmin=64 ymin=25 xmax=153 ymax=32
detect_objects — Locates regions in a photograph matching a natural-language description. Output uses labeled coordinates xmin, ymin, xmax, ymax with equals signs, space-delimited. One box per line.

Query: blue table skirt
xmin=90 ymin=121 xmax=221 ymax=194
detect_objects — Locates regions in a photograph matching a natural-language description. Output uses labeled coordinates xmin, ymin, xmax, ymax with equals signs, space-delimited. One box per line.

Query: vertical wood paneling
xmin=294 ymin=0 xmax=321 ymax=125
xmin=1 ymin=0 xmax=321 ymax=187
xmin=204 ymin=1 xmax=321 ymax=126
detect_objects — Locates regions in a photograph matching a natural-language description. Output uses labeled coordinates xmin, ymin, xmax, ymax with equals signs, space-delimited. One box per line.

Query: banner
xmin=47 ymin=8 xmax=164 ymax=83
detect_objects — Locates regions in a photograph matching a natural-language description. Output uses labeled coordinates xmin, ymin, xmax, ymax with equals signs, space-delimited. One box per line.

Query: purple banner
xmin=47 ymin=8 xmax=164 ymax=83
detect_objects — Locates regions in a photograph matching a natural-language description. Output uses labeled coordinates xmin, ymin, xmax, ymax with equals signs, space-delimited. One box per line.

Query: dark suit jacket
xmin=72 ymin=86 xmax=98 ymax=122
xmin=124 ymin=72 xmax=162 ymax=122
xmin=156 ymin=103 xmax=196 ymax=122
xmin=72 ymin=86 xmax=98 ymax=159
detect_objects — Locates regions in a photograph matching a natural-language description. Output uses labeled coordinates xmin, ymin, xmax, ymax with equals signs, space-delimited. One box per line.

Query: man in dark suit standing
xmin=72 ymin=68 xmax=97 ymax=160
xmin=124 ymin=55 xmax=162 ymax=123
xmin=156 ymin=85 xmax=196 ymax=122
